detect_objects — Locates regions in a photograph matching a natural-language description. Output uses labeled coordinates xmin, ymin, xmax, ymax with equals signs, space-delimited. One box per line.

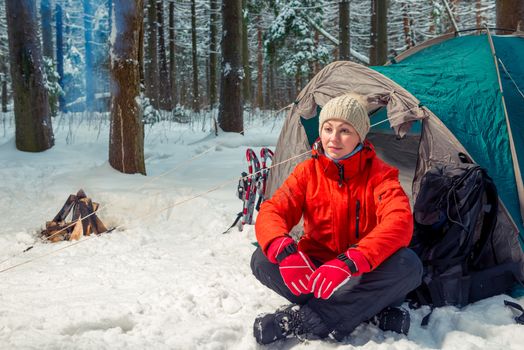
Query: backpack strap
xmin=421 ymin=307 xmax=434 ymax=326
xmin=471 ymin=170 xmax=499 ymax=266
xmin=504 ymin=300 xmax=524 ymax=325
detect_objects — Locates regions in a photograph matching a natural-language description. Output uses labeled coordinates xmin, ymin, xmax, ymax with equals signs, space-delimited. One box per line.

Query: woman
xmin=251 ymin=93 xmax=423 ymax=344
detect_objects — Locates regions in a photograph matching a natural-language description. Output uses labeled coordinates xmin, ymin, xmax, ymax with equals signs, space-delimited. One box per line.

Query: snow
xmin=1 ymin=112 xmax=524 ymax=349
xmin=223 ymin=62 xmax=232 ymax=77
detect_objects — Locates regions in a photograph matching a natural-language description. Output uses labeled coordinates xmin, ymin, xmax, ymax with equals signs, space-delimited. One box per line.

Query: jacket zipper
xmin=336 ymin=163 xmax=344 ymax=187
xmin=355 ymin=199 xmax=360 ymax=239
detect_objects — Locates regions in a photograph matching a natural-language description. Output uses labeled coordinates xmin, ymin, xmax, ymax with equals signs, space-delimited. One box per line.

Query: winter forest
xmin=2 ymin=1 xmax=524 ymax=349
xmin=2 ymin=0 xmax=522 ymax=174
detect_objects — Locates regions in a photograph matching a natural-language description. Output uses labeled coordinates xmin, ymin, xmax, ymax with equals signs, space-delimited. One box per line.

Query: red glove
xmin=307 ymin=249 xmax=371 ymax=299
xmin=266 ymin=236 xmax=316 ymax=296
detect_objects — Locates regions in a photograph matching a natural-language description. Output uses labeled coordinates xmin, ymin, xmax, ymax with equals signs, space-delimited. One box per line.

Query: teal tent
xmin=372 ymin=33 xmax=524 ymax=237
xmin=266 ymin=31 xmax=524 ymax=297
xmin=268 ymin=32 xmax=524 ymax=245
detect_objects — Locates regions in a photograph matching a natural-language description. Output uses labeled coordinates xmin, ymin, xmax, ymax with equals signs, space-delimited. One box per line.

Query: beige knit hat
xmin=318 ymin=93 xmax=370 ymax=141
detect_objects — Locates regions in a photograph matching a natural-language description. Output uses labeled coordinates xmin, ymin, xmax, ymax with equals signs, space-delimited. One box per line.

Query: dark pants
xmin=250 ymin=247 xmax=423 ymax=337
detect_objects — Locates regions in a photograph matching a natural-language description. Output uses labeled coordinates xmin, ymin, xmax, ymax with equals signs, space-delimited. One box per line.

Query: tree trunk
xmin=376 ymin=0 xmax=388 ymax=65
xmin=451 ymin=0 xmax=460 ymax=28
xmin=108 ymin=0 xmax=113 ymax=33
xmin=218 ymin=0 xmax=243 ymax=133
xmin=209 ymin=0 xmax=218 ymax=108
xmin=180 ymin=76 xmax=187 ymax=106
xmin=476 ymin=0 xmax=483 ymax=32
xmin=83 ymin=0 xmax=96 ymax=111
xmin=496 ymin=0 xmax=524 ymax=33
xmin=169 ymin=0 xmax=177 ymax=106
xmin=55 ymin=3 xmax=66 ymax=112
xmin=313 ymin=30 xmax=320 ymax=74
xmin=156 ymin=0 xmax=172 ymax=110
xmin=241 ymin=0 xmax=251 ymax=105
xmin=145 ymin=0 xmax=160 ymax=109
xmin=266 ymin=42 xmax=276 ymax=109
xmin=428 ymin=1 xmax=436 ymax=35
xmin=369 ymin=0 xmax=378 ymax=65
xmin=339 ymin=0 xmax=350 ymax=61
xmin=138 ymin=6 xmax=145 ymax=89
xmin=191 ymin=0 xmax=199 ymax=112
xmin=110 ymin=0 xmax=146 ymax=175
xmin=295 ymin=73 xmax=301 ymax=99
xmin=402 ymin=2 xmax=413 ymax=48
xmin=1 ymin=61 xmax=7 ymax=113
xmin=6 ymin=0 xmax=54 ymax=152
xmin=40 ymin=0 xmax=54 ymax=59
xmin=256 ymin=15 xmax=263 ymax=109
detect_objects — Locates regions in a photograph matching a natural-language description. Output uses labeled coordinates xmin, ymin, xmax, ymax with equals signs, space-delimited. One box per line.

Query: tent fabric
xmin=264 ymin=32 xmax=524 ymax=293
xmin=266 ymin=33 xmax=524 ymax=251
xmin=266 ymin=61 xmax=429 ymax=201
xmin=292 ymin=61 xmax=428 ymax=137
xmin=492 ymin=36 xmax=524 ymax=224
xmin=372 ymin=34 xmax=524 ymax=235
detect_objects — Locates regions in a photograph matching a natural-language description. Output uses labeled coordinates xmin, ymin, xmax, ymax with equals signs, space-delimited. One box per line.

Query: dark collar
xmin=312 ymin=139 xmax=375 ymax=184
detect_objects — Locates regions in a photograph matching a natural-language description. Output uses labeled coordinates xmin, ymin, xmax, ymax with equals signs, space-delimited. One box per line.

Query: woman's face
xmin=320 ymin=120 xmax=361 ymax=159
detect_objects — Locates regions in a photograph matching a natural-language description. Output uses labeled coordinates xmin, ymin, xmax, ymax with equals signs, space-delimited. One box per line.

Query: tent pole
xmin=486 ymin=29 xmax=524 ymax=227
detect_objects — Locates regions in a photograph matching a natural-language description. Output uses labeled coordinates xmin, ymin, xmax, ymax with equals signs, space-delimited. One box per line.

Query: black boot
xmin=253 ymin=304 xmax=330 ymax=345
xmin=372 ymin=306 xmax=410 ymax=335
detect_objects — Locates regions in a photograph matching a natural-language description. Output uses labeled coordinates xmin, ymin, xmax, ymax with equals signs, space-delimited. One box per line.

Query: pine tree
xmin=209 ymin=0 xmax=219 ymax=108
xmin=41 ymin=0 xmax=54 ymax=60
xmin=255 ymin=14 xmax=263 ymax=108
xmin=191 ymin=0 xmax=200 ymax=111
xmin=218 ymin=0 xmax=243 ymax=133
xmin=339 ymin=0 xmax=350 ymax=60
xmin=5 ymin=0 xmax=54 ymax=152
xmin=145 ymin=0 xmax=160 ymax=109
xmin=496 ymin=0 xmax=524 ymax=32
xmin=241 ymin=0 xmax=251 ymax=105
xmin=56 ymin=3 xmax=66 ymax=112
xmin=169 ymin=0 xmax=177 ymax=106
xmin=109 ymin=0 xmax=146 ymax=175
xmin=83 ymin=0 xmax=96 ymax=111
xmin=156 ymin=0 xmax=172 ymax=110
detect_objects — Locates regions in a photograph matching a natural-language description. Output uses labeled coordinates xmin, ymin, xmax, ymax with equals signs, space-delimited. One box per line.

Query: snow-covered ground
xmin=1 ymin=111 xmax=523 ymax=349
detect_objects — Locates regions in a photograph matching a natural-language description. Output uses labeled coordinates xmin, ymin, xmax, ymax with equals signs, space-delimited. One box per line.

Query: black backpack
xmin=408 ymin=162 xmax=521 ymax=312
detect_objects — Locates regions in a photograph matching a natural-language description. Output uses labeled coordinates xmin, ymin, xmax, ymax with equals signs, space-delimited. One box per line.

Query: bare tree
xmin=109 ymin=0 xmax=146 ymax=175
xmin=6 ymin=0 xmax=54 ymax=152
xmin=339 ymin=0 xmax=350 ymax=60
xmin=218 ymin=0 xmax=243 ymax=133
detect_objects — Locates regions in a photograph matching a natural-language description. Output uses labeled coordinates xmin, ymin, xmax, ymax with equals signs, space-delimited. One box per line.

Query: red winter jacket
xmin=255 ymin=140 xmax=413 ymax=270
